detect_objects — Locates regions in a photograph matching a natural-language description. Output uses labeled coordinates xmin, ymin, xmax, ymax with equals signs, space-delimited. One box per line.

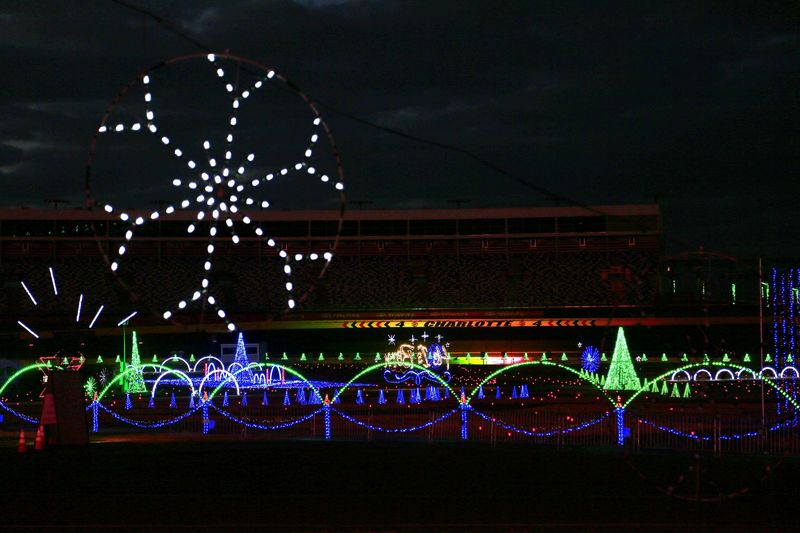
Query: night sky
xmin=0 ymin=1 xmax=797 ymax=257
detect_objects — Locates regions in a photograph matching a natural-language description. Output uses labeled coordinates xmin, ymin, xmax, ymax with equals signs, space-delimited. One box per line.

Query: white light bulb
xmin=288 ymin=299 xmax=295 ymax=309
xmin=135 ymin=217 xmax=144 ymax=225
xmin=321 ymin=175 xmax=329 ymax=182
xmin=148 ymin=124 xmax=157 ymax=132
xmin=207 ymin=244 xmax=214 ymax=254
xmin=208 ymin=296 xmax=216 ymax=304
xmin=161 ymin=136 xmax=169 ymax=145
xmin=225 ymin=83 xmax=233 ymax=92
xmin=181 ymin=200 xmax=190 ymax=208
xmin=255 ymin=227 xmax=263 ymax=236
xmin=207 ymin=53 xmax=215 ymax=62
xmin=146 ymin=111 xmax=154 ymax=120
xmin=98 ymin=125 xmax=107 ymax=133
xmin=125 ymin=230 xmax=133 ymax=240
xmin=143 ymin=74 xmax=150 ymax=84
xmin=222 ymin=168 xmax=230 ymax=177
xmin=335 ymin=182 xmax=344 ymax=190
xmin=172 ymin=179 xmax=181 ymax=186
xmin=212 ymin=209 xmax=220 ymax=219
xmin=205 ymin=185 xmax=213 ymax=193
xmin=166 ymin=206 xmax=175 ymax=214
xmin=150 ymin=212 xmax=159 ymax=220
xmin=217 ymin=309 xmax=225 ymax=318
xmin=227 ymin=179 xmax=235 ymax=187
xmin=229 ymin=195 xmax=238 ymax=202
xmin=286 ymin=282 xmax=293 ymax=291
xmin=202 ymin=278 xmax=209 ymax=288
xmin=254 ymin=81 xmax=262 ymax=88
xmin=163 ymin=311 xmax=172 ymax=319
xmin=242 ymin=216 xmax=251 ymax=224
xmin=295 ymin=163 xmax=302 ymax=170
xmin=246 ymin=153 xmax=255 ymax=162
xmin=311 ymin=134 xmax=318 ymax=142
xmin=232 ymin=235 xmax=240 ymax=244
xmin=197 ymin=211 xmax=205 ymax=220
xmin=178 ymin=301 xmax=186 ymax=309
xmin=307 ymin=166 xmax=315 ymax=174
xmin=227 ymin=323 xmax=235 ymax=331
xmin=230 ymin=205 xmax=238 ymax=213
xmin=280 ymin=168 xmax=288 ymax=175
xmin=294 ymin=253 xmax=303 ymax=261
xmin=305 ymin=150 xmax=312 ymax=158
xmin=237 ymin=166 xmax=245 ymax=174
xmin=188 ymin=160 xmax=196 ymax=169
xmin=214 ymin=175 xmax=222 ymax=184
xmin=204 ymin=261 xmax=211 ymax=270
xmin=192 ymin=291 xmax=201 ymax=301
xmin=196 ymin=194 xmax=204 ymax=202
xmin=226 ymin=134 xmax=233 ymax=142
xmin=111 ymin=261 xmax=118 ymax=271
xmin=261 ymin=201 xmax=269 ymax=208
xmin=232 ymin=100 xmax=239 ymax=109
xmin=174 ymin=148 xmax=182 ymax=157
xmin=104 ymin=205 xmax=113 ymax=213
xmin=115 ymin=124 xmax=124 ymax=132
xmin=229 ymin=117 xmax=237 ymax=126
xmin=313 ymin=118 xmax=321 ymax=125
xmin=145 ymin=93 xmax=152 ymax=102
xmin=266 ymin=173 xmax=274 ymax=181
xmin=203 ymin=140 xmax=211 ymax=150
xmin=132 ymin=123 xmax=141 ymax=132
xmin=216 ymin=68 xmax=224 ymax=77
xmin=189 ymin=182 xmax=197 ymax=189
xmin=267 ymin=70 xmax=275 ymax=78
xmin=118 ymin=245 xmax=126 ymax=255
xmin=324 ymin=252 xmax=333 ymax=261
xmin=242 ymin=90 xmax=250 ymax=98
xmin=201 ymin=172 xmax=210 ymax=181
xmin=187 ymin=224 xmax=195 ymax=233
xmin=225 ymin=219 xmax=233 ymax=227
xmin=279 ymin=250 xmax=287 ymax=258
xmin=120 ymin=213 xmax=129 ymax=221
xmin=267 ymin=239 xmax=275 ymax=246
xmin=209 ymin=158 xmax=216 ymax=167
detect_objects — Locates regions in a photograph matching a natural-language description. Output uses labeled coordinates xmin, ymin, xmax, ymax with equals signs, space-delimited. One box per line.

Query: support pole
xmin=615 ymin=407 xmax=625 ymax=447
xmin=91 ymin=400 xmax=99 ymax=433
xmin=323 ymin=394 xmax=331 ymax=440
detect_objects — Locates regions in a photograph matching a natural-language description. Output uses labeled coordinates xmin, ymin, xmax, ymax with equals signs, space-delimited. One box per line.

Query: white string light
xmin=92 ymin=53 xmax=345 ymax=331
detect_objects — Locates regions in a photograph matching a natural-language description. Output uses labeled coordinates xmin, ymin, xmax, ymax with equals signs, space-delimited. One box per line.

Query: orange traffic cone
xmin=34 ymin=425 xmax=45 ymax=451
xmin=17 ymin=428 xmax=26 ymax=453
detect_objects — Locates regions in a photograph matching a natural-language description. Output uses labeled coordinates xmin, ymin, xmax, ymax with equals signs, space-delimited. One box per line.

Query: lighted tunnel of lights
xmin=1 ymin=359 xmax=798 ymax=447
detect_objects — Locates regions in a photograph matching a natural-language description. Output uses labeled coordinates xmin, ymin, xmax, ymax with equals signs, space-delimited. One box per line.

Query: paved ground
xmin=1 ymin=432 xmax=799 ymax=531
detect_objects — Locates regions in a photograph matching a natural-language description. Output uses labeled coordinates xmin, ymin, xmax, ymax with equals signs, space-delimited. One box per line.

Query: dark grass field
xmin=1 ymin=433 xmax=799 ymax=531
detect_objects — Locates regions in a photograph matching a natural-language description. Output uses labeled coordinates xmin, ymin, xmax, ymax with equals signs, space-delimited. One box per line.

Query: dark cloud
xmin=0 ymin=0 xmax=797 ymax=257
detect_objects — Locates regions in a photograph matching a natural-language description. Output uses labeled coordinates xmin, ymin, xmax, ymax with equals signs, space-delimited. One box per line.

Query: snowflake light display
xmin=580 ymin=345 xmax=601 ymax=373
xmin=86 ymin=53 xmax=346 ymax=331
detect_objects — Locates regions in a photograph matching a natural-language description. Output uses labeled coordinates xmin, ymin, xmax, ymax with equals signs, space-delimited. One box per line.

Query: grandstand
xmin=0 ymin=204 xmax=760 ymax=357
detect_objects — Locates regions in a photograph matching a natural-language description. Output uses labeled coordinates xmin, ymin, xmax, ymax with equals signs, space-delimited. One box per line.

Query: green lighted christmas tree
xmin=125 ymin=331 xmax=146 ymax=393
xmin=604 ymin=327 xmax=640 ymax=390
